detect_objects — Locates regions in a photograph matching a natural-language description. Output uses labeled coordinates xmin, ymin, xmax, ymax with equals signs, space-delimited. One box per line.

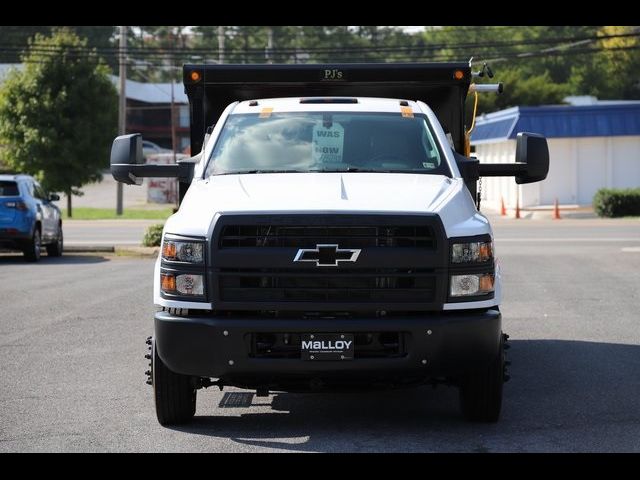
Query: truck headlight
xmin=451 ymin=240 xmax=493 ymax=264
xmin=450 ymin=273 xmax=494 ymax=297
xmin=161 ymin=273 xmax=204 ymax=296
xmin=162 ymin=239 xmax=204 ymax=263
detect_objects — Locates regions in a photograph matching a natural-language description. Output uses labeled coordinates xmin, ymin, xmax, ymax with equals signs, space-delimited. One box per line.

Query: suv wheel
xmin=46 ymin=224 xmax=63 ymax=257
xmin=24 ymin=228 xmax=41 ymax=262
xmin=152 ymin=338 xmax=197 ymax=425
xmin=458 ymin=334 xmax=505 ymax=422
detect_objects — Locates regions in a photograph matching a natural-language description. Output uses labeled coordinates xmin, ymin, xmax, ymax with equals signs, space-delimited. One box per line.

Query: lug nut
xmin=421 ymin=359 xmax=428 ymax=365
xmin=228 ymin=360 xmax=234 ymax=366
xmin=426 ymin=330 xmax=432 ymax=335
xmin=223 ymin=330 xmax=229 ymax=336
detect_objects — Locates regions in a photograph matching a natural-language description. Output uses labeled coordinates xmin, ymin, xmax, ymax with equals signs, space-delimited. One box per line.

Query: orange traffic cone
xmin=553 ymin=198 xmax=561 ymax=220
xmin=500 ymin=197 xmax=507 ymax=216
xmin=515 ymin=196 xmax=521 ymax=219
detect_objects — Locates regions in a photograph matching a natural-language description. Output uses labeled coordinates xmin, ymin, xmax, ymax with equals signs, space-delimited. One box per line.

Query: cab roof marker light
xmin=259 ymin=107 xmax=273 ymax=118
xmin=400 ymin=106 xmax=414 ymax=118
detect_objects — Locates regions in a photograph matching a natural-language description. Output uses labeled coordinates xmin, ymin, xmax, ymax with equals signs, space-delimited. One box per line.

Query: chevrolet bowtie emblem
xmin=293 ymin=244 xmax=361 ymax=267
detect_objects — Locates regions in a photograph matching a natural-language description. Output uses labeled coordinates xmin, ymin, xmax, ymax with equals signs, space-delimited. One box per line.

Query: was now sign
xmin=312 ymin=123 xmax=344 ymax=164
xmin=301 ymin=333 xmax=354 ymax=361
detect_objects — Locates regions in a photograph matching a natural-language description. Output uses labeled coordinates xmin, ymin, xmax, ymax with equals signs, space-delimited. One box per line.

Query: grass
xmin=62 ymin=207 xmax=174 ymax=220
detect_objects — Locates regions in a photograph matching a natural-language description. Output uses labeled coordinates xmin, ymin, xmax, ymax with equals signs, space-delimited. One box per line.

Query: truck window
xmin=0 ymin=181 xmax=19 ymax=196
xmin=205 ymin=112 xmax=449 ymax=177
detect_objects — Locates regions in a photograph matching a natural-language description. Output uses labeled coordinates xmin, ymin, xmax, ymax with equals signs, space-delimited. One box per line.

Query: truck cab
xmin=110 ymin=63 xmax=548 ymax=425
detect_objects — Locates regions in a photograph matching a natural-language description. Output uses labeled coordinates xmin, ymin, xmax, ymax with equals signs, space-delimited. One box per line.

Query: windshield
xmin=205 ymin=112 xmax=450 ymax=176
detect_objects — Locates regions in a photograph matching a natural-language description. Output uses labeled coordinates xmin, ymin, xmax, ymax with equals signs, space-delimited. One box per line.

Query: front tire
xmin=152 ymin=338 xmax=197 ymax=426
xmin=23 ymin=228 xmax=41 ymax=262
xmin=458 ymin=334 xmax=505 ymax=422
xmin=46 ymin=224 xmax=63 ymax=257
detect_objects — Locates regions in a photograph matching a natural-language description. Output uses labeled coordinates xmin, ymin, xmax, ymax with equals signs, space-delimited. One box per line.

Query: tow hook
xmin=199 ymin=377 xmax=224 ymax=391
xmin=145 ymin=336 xmax=153 ymax=386
xmin=502 ymin=333 xmax=511 ymax=382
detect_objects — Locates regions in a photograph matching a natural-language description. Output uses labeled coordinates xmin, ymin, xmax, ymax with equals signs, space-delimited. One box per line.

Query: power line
xmin=1 ymin=31 xmax=638 ymax=57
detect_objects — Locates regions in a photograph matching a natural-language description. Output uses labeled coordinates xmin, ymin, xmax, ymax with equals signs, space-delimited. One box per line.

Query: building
xmin=471 ymin=100 xmax=640 ymax=208
xmin=111 ymin=76 xmax=190 ymax=153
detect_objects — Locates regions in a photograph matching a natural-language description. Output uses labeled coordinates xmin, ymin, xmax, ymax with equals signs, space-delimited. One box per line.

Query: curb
xmin=64 ymin=245 xmax=115 ymax=253
xmin=115 ymin=245 xmax=160 ymax=257
xmin=64 ymin=245 xmax=159 ymax=256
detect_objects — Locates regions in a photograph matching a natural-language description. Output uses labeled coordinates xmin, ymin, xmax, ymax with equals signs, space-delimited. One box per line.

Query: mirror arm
xmin=111 ymin=162 xmax=194 ymax=185
xmin=477 ymin=163 xmax=528 ymax=177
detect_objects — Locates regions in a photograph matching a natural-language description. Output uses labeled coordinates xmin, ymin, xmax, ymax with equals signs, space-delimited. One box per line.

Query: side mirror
xmin=110 ymin=133 xmax=195 ymax=186
xmin=476 ymin=132 xmax=549 ymax=184
xmin=49 ymin=193 xmax=60 ymax=202
xmin=110 ymin=134 xmax=144 ymax=185
xmin=514 ymin=132 xmax=549 ymax=184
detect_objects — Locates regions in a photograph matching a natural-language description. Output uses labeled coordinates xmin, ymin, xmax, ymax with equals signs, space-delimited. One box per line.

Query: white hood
xmin=164 ymin=172 xmax=486 ymax=238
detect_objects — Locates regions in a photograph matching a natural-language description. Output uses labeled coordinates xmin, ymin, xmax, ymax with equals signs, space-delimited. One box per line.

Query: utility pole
xmin=266 ymin=27 xmax=274 ymax=64
xmin=116 ymin=25 xmax=127 ymax=216
xmin=217 ymin=26 xmax=225 ymax=64
xmin=170 ymin=80 xmax=177 ymax=164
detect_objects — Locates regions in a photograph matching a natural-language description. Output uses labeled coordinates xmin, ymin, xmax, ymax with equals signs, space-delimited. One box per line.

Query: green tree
xmin=0 ymin=26 xmax=116 ymax=63
xmin=0 ymin=28 xmax=118 ymax=217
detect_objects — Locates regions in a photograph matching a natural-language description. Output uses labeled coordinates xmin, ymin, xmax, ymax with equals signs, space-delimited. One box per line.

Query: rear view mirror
xmin=515 ymin=132 xmax=549 ymax=184
xmin=110 ymin=133 xmax=195 ymax=187
xmin=111 ymin=134 xmax=144 ymax=185
xmin=475 ymin=132 xmax=549 ymax=185
xmin=49 ymin=193 xmax=60 ymax=202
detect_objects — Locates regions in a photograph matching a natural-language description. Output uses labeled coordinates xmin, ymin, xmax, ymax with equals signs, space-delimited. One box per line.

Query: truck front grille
xmin=219 ymin=268 xmax=436 ymax=303
xmin=220 ymin=225 xmax=435 ymax=248
xmin=210 ymin=214 xmax=448 ymax=311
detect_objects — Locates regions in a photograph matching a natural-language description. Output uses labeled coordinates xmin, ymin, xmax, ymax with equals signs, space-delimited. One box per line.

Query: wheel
xmin=152 ymin=338 xmax=197 ymax=425
xmin=23 ymin=228 xmax=41 ymax=262
xmin=458 ymin=334 xmax=505 ymax=422
xmin=46 ymin=224 xmax=63 ymax=257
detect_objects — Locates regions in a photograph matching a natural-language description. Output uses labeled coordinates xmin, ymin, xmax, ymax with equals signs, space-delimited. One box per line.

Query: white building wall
xmin=474 ymin=135 xmax=640 ymax=208
xmin=612 ymin=136 xmax=640 ymax=190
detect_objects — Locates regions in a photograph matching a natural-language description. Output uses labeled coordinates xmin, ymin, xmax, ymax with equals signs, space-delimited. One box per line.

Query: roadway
xmin=1 ymin=217 xmax=639 ymax=452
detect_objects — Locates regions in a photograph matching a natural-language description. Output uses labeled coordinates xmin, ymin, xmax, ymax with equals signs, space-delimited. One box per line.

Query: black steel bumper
xmin=155 ymin=309 xmax=501 ymax=386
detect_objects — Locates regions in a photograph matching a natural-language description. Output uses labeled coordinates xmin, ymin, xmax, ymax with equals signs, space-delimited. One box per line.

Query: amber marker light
xmin=453 ymin=69 xmax=465 ymax=80
xmin=479 ymin=274 xmax=495 ymax=292
xmin=190 ymin=70 xmax=202 ymax=82
xmin=479 ymin=242 xmax=493 ymax=262
xmin=161 ymin=274 xmax=176 ymax=292
xmin=162 ymin=241 xmax=176 ymax=260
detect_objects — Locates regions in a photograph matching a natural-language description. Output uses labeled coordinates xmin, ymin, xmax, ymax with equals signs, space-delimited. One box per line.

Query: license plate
xmin=301 ymin=333 xmax=354 ymax=361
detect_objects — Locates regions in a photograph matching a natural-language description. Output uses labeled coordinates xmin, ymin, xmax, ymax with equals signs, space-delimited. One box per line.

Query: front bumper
xmin=155 ymin=309 xmax=501 ymax=387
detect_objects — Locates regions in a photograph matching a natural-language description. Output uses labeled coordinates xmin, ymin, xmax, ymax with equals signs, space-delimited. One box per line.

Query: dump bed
xmin=182 ymin=62 xmax=471 ymax=155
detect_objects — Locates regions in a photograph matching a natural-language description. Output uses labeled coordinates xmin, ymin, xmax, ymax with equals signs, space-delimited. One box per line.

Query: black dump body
xmin=182 ymin=62 xmax=471 ymax=155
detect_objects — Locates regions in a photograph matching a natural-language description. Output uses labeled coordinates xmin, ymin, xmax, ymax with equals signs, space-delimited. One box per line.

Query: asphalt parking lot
xmin=1 ymin=217 xmax=639 ymax=452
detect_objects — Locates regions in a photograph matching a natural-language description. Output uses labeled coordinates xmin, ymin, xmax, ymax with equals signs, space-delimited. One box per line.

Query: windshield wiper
xmin=214 ymin=169 xmax=306 ymax=175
